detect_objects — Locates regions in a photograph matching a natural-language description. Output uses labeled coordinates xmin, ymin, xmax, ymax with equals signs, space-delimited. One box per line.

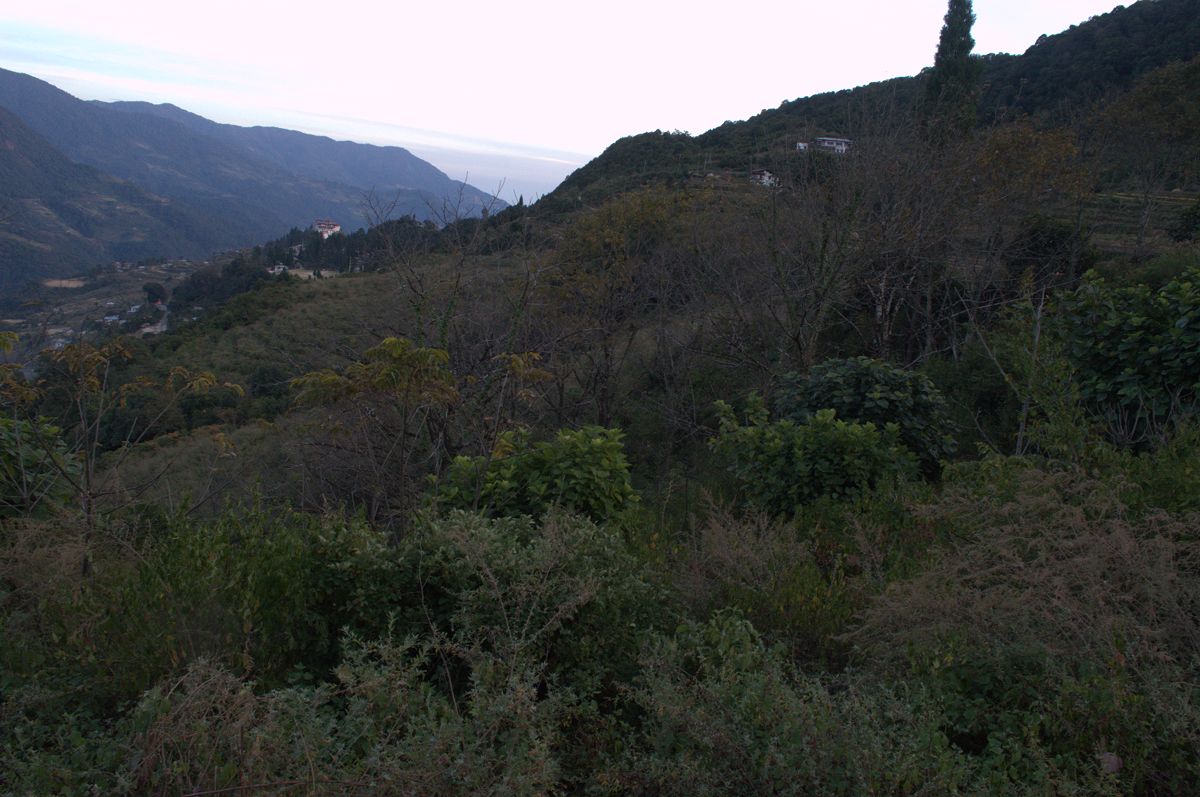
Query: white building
xmin=313 ymin=219 xmax=341 ymax=239
xmin=750 ymin=168 xmax=779 ymax=188
xmin=815 ymin=137 xmax=852 ymax=154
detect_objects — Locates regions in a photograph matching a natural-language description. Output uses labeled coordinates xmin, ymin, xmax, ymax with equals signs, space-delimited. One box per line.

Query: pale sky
xmin=1 ymin=0 xmax=1122 ymax=201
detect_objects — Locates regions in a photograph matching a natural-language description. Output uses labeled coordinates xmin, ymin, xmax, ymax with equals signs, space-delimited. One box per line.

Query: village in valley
xmin=2 ymin=218 xmax=345 ymax=359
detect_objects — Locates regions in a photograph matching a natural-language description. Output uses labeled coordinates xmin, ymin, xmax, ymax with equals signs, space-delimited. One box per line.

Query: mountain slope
xmin=0 ymin=106 xmax=229 ymax=289
xmin=100 ymin=100 xmax=498 ymax=213
xmin=0 ymin=69 xmax=339 ymax=234
xmin=978 ymin=0 xmax=1200 ymax=117
xmin=0 ymin=69 xmax=504 ymax=244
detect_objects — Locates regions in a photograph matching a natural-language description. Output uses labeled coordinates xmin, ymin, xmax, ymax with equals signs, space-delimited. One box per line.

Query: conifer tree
xmin=925 ymin=0 xmax=982 ymax=136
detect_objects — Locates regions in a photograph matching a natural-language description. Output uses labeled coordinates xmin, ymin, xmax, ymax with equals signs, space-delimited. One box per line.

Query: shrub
xmin=386 ymin=510 xmax=669 ymax=785
xmin=1096 ymin=249 xmax=1200 ymax=290
xmin=434 ymin=426 xmax=639 ymax=522
xmin=672 ymin=506 xmax=882 ymax=665
xmin=116 ymin=511 xmax=669 ymax=794
xmin=1168 ymin=199 xmax=1200 ymax=242
xmin=122 ymin=641 xmax=568 ymax=797
xmin=394 ymin=511 xmax=667 ymax=705
xmin=923 ymin=346 xmax=1023 ymax=455
xmin=775 ymin=356 xmax=957 ymax=475
xmin=291 ymin=337 xmax=459 ymax=529
xmin=78 ymin=508 xmax=400 ymax=702
xmin=1004 ymin=213 xmax=1096 ymax=286
xmin=605 ymin=611 xmax=965 ymax=795
xmin=672 ymin=484 xmax=940 ymax=666
xmin=848 ymin=465 xmax=1200 ymax=792
xmin=1119 ymin=422 xmax=1200 ymax=514
xmin=710 ymin=394 xmax=915 ymax=515
xmin=1058 ymin=266 xmax=1200 ymax=444
xmin=0 ymin=417 xmax=78 ymax=518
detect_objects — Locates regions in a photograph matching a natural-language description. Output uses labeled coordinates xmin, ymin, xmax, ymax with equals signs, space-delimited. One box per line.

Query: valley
xmin=2 ymin=257 xmax=204 ymax=356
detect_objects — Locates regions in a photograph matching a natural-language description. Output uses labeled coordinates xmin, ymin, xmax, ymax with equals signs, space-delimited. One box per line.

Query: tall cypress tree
xmin=925 ymin=0 xmax=982 ymax=135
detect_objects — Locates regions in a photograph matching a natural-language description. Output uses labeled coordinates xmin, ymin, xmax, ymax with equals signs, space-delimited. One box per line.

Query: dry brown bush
xmin=129 ymin=663 xmax=357 ymax=796
xmin=668 ymin=502 xmax=906 ymax=663
xmin=671 ymin=503 xmax=813 ymax=618
xmin=0 ymin=519 xmax=90 ymax=603
xmin=848 ymin=467 xmax=1200 ymax=675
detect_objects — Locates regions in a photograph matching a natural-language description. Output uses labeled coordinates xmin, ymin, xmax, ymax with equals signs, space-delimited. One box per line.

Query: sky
xmin=1 ymin=0 xmax=1123 ymax=202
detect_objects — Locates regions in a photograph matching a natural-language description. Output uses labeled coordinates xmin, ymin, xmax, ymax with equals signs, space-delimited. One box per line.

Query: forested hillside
xmin=542 ymin=0 xmax=1200 ymax=210
xmin=979 ymin=0 xmax=1200 ymax=115
xmin=0 ymin=107 xmax=225 ymax=289
xmin=2 ymin=1 xmax=1199 ymax=794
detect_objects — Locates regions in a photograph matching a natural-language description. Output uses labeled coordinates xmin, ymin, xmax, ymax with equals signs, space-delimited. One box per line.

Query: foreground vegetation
xmin=3 ymin=419 xmax=1199 ymax=794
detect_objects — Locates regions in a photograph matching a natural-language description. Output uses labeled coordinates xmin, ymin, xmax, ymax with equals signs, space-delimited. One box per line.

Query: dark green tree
xmin=924 ymin=0 xmax=982 ymax=136
xmin=142 ymin=281 xmax=167 ymax=305
xmin=774 ymin=357 xmax=957 ymax=477
xmin=1170 ymin=199 xmax=1200 ymax=242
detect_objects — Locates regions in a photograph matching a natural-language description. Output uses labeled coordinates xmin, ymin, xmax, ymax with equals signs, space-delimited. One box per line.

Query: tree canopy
xmin=924 ymin=0 xmax=982 ymax=136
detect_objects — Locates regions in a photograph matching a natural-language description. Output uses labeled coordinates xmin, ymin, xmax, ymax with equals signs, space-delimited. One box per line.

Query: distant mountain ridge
xmin=99 ymin=100 xmax=482 ymax=204
xmin=0 ymin=68 xmax=505 ymax=286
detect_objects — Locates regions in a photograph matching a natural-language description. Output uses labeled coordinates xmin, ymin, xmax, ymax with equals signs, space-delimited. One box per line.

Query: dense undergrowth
xmin=3 ymin=436 xmax=1198 ymax=794
xmin=5 ymin=290 xmax=1200 ymax=792
xmin=6 ymin=228 xmax=1200 ymax=797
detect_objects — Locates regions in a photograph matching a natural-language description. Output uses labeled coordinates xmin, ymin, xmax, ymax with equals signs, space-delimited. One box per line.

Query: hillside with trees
xmin=541 ymin=0 xmax=1200 ymax=210
xmin=2 ymin=1 xmax=1200 ymax=794
xmin=978 ymin=0 xmax=1200 ymax=117
xmin=0 ymin=107 xmax=227 ymax=290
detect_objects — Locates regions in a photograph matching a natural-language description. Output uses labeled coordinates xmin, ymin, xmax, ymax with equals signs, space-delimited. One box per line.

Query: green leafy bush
xmin=775 ymin=356 xmax=957 ymax=475
xmin=107 ymin=511 xmax=666 ymax=795
xmin=0 ymin=417 xmax=78 ymax=518
xmin=711 ymin=395 xmax=915 ymax=514
xmin=87 ymin=508 xmax=399 ymax=700
xmin=1058 ymin=266 xmax=1200 ymax=444
xmin=435 ymin=426 xmax=639 ymax=522
xmin=0 ymin=509 xmax=397 ymax=791
xmin=1119 ymin=423 xmax=1200 ymax=514
xmin=923 ymin=345 xmax=1023 ymax=454
xmin=394 ymin=512 xmax=667 ymax=717
xmin=1096 ymin=249 xmax=1200 ymax=290
xmin=1169 ymin=198 xmax=1200 ymax=242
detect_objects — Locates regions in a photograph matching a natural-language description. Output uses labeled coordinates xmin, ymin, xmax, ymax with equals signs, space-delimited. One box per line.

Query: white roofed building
xmin=313 ymin=219 xmax=341 ymax=239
